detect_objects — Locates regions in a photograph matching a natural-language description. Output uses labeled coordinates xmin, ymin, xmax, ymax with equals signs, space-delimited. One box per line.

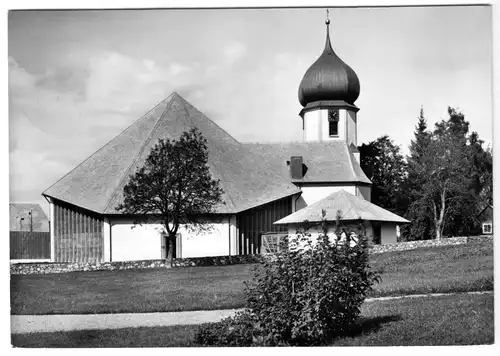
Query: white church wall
xmin=110 ymin=220 xmax=163 ymax=261
xmin=48 ymin=199 xmax=55 ymax=262
xmin=381 ymin=223 xmax=398 ymax=245
xmin=103 ymin=218 xmax=111 ymax=262
xmin=286 ymin=222 xmax=364 ymax=249
xmin=303 ymin=109 xmax=347 ymax=142
xmin=346 ymin=110 xmax=357 ymax=147
xmin=357 ymin=185 xmax=372 ymax=202
xmin=108 ymin=216 xmax=232 ymax=261
xmin=177 ymin=217 xmax=231 ymax=258
xmin=286 ymin=220 xmax=395 ymax=246
xmin=304 ymin=110 xmax=322 ymax=141
xmin=296 ymin=185 xmax=357 ymax=210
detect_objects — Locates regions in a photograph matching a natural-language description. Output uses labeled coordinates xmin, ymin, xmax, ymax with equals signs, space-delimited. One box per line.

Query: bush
xmin=194 ymin=311 xmax=256 ymax=347
xmin=195 ymin=218 xmax=380 ymax=346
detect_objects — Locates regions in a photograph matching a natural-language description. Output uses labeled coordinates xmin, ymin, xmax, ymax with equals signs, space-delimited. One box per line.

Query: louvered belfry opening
xmin=53 ymin=199 xmax=104 ymax=263
xmin=236 ymin=196 xmax=292 ymax=255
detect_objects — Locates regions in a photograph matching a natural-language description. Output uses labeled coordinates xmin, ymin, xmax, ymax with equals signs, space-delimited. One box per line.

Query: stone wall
xmin=172 ymin=254 xmax=264 ymax=267
xmin=10 ymin=255 xmax=265 ymax=275
xmin=10 ymin=235 xmax=492 ymax=275
xmin=10 ymin=259 xmax=169 ymax=275
xmin=368 ymin=235 xmax=492 ymax=254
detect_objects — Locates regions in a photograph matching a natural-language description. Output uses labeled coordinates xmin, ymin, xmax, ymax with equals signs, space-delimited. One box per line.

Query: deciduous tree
xmin=118 ymin=128 xmax=224 ymax=259
xmin=359 ymin=135 xmax=408 ymax=217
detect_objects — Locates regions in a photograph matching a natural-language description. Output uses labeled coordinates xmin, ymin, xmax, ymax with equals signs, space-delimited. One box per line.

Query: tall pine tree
xmin=403 ymin=107 xmax=434 ymax=240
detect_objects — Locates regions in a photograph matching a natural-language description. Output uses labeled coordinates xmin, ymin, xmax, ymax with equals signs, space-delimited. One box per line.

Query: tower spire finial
xmin=324 ymin=9 xmax=333 ymax=54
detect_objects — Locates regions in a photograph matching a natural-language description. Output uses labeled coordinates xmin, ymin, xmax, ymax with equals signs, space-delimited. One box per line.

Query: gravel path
xmin=11 ymin=290 xmax=493 ymax=334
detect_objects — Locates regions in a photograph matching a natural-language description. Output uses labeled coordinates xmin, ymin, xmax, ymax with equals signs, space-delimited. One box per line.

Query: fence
xmin=10 ymin=231 xmax=51 ymax=260
xmin=261 ymin=233 xmax=288 ymax=254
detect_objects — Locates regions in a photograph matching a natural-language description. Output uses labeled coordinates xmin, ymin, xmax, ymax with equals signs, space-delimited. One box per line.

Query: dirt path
xmin=11 ymin=290 xmax=493 ymax=334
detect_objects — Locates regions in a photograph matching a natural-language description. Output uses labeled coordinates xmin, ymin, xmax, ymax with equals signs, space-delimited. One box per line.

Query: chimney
xmin=290 ymin=156 xmax=303 ymax=179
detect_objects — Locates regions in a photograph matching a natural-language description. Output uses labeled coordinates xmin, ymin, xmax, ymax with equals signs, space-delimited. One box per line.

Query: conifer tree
xmin=403 ymin=107 xmax=434 ymax=240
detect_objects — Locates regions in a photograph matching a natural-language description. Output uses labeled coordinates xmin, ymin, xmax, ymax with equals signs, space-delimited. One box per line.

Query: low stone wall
xmin=10 ymin=255 xmax=264 ymax=275
xmin=368 ymin=235 xmax=492 ymax=254
xmin=466 ymin=235 xmax=493 ymax=244
xmin=11 ymin=235 xmax=492 ymax=275
xmin=172 ymin=254 xmax=264 ymax=268
xmin=10 ymin=259 xmax=169 ymax=275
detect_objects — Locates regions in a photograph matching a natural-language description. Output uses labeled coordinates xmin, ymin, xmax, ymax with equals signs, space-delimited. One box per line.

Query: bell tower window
xmin=328 ymin=109 xmax=339 ymax=137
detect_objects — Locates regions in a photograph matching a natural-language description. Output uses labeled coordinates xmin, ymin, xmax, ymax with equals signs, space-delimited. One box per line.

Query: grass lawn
xmin=11 ymin=293 xmax=494 ymax=347
xmin=11 ymin=240 xmax=493 ymax=315
xmin=369 ymin=240 xmax=494 ymax=297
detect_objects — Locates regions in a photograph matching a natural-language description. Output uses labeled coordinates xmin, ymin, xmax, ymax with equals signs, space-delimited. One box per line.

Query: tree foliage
xmin=404 ymin=107 xmax=492 ymax=240
xmin=402 ymin=108 xmax=434 ymax=240
xmin=117 ymin=128 xmax=224 ymax=258
xmin=359 ymin=135 xmax=408 ymax=217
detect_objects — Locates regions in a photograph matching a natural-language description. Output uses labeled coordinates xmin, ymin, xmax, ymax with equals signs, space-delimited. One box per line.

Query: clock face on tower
xmin=328 ymin=109 xmax=339 ymax=122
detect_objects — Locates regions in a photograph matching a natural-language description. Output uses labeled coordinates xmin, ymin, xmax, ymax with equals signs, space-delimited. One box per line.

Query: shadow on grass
xmin=342 ymin=315 xmax=402 ymax=339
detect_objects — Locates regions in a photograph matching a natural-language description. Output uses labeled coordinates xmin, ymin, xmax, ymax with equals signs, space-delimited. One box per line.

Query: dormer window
xmin=328 ymin=109 xmax=339 ymax=137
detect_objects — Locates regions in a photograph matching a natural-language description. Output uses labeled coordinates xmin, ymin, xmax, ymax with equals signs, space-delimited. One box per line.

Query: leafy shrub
xmin=195 ymin=217 xmax=380 ymax=346
xmin=245 ymin=223 xmax=379 ymax=345
xmin=194 ymin=311 xmax=256 ymax=347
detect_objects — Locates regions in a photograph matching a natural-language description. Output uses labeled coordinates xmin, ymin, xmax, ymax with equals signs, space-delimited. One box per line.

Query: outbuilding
xmin=274 ymin=189 xmax=409 ymax=245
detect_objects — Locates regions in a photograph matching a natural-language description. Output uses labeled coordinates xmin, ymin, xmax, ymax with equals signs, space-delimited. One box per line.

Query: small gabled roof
xmin=245 ymin=141 xmax=371 ymax=184
xmin=274 ymin=189 xmax=409 ymax=225
xmin=43 ymin=93 xmax=300 ymax=215
xmin=10 ymin=203 xmax=49 ymax=232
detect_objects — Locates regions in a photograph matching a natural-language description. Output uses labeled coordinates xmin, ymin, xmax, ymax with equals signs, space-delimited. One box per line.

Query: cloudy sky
xmin=8 ymin=6 xmax=492 ymax=215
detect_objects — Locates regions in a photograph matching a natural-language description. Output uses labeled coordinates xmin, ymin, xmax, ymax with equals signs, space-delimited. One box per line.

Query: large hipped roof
xmin=246 ymin=142 xmax=371 ymax=184
xmin=274 ymin=189 xmax=409 ymax=224
xmin=43 ymin=93 xmax=301 ymax=214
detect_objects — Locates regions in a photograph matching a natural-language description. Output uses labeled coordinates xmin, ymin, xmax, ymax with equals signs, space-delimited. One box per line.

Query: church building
xmin=42 ymin=17 xmax=408 ymax=263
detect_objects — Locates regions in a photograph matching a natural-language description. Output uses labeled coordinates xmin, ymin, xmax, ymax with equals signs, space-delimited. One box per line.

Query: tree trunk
xmin=432 ymin=191 xmax=446 ymax=240
xmin=437 ymin=191 xmax=446 ymax=240
xmin=166 ymin=234 xmax=177 ymax=260
xmin=435 ymin=223 xmax=442 ymax=240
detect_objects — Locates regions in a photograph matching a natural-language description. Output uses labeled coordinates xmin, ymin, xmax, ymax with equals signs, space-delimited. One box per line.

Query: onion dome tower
xmin=298 ymin=11 xmax=360 ymax=148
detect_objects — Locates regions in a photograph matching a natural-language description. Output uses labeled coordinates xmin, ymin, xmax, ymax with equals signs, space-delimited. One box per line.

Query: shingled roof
xmin=43 ymin=93 xmax=301 ymax=214
xmin=274 ymin=189 xmax=409 ymax=225
xmin=245 ymin=141 xmax=371 ymax=184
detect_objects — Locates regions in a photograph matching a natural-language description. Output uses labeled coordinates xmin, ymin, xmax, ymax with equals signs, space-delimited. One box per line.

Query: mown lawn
xmin=11 ymin=293 xmax=494 ymax=347
xmin=10 ymin=240 xmax=493 ymax=315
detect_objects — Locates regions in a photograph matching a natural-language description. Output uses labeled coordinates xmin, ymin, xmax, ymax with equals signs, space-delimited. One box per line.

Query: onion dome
xmin=298 ymin=19 xmax=360 ymax=107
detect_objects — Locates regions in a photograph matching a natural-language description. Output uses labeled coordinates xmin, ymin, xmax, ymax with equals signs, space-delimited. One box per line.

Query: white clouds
xmin=169 ymin=62 xmax=190 ymax=76
xmin=8 ymin=52 xmax=194 ymax=205
xmin=9 ymin=39 xmax=310 ymax=207
xmin=223 ymin=42 xmax=247 ymax=64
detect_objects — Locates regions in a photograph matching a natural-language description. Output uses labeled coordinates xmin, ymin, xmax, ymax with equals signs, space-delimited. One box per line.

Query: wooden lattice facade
xmin=52 ymin=199 xmax=104 ymax=262
xmin=236 ymin=196 xmax=292 ymax=255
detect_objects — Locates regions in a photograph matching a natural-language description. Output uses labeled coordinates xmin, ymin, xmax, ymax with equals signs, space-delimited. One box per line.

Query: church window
xmin=328 ymin=109 xmax=339 ymax=137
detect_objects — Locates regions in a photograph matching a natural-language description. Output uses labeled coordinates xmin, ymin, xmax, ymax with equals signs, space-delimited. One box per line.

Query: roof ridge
xmin=345 ymin=144 xmax=359 ymax=182
xmin=243 ymin=140 xmax=346 ymax=145
xmin=178 ymin=94 xmax=241 ymax=146
xmin=43 ymin=94 xmax=175 ymax=199
xmin=102 ymin=95 xmax=177 ymax=213
xmin=174 ymin=94 xmax=239 ymax=211
xmin=343 ymin=191 xmax=364 ymax=220
xmin=346 ymin=146 xmax=371 ymax=184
